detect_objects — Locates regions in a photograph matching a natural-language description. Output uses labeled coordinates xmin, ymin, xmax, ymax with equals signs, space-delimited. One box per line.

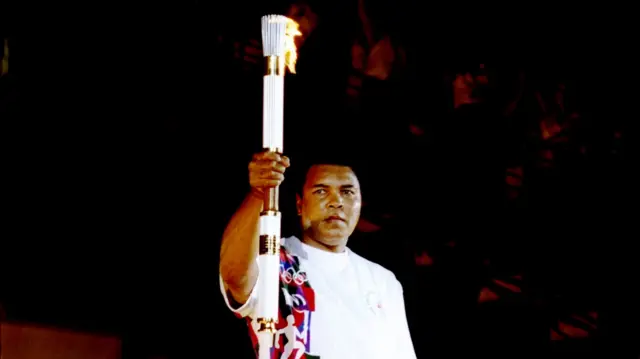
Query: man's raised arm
xmin=219 ymin=151 xmax=289 ymax=305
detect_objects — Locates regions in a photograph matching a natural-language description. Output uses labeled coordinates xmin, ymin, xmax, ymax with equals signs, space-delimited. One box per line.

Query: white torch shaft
xmin=259 ymin=335 xmax=272 ymax=359
xmin=256 ymin=74 xmax=283 ymax=357
xmin=258 ymin=14 xmax=295 ymax=359
xmin=257 ymin=214 xmax=281 ymax=320
xmin=263 ymin=75 xmax=285 ymax=152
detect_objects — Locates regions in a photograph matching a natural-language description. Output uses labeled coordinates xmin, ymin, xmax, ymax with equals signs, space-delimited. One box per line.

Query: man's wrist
xmin=249 ymin=188 xmax=264 ymax=201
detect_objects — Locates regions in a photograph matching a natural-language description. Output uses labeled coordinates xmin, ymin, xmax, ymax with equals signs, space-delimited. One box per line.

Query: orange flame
xmin=284 ymin=18 xmax=302 ymax=74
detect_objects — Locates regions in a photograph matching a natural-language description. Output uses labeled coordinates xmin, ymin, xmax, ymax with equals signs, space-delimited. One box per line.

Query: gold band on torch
xmin=257 ymin=14 xmax=300 ymax=359
xmin=265 ymin=56 xmax=286 ymax=77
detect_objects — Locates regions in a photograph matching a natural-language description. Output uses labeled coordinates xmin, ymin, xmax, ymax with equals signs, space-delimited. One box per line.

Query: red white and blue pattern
xmin=241 ymin=246 xmax=319 ymax=359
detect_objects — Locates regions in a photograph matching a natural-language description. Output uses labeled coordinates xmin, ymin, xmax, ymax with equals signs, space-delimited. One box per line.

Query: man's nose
xmin=328 ymin=193 xmax=344 ymax=209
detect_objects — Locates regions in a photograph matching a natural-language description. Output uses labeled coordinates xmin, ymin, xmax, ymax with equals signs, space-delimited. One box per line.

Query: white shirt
xmin=220 ymin=236 xmax=417 ymax=359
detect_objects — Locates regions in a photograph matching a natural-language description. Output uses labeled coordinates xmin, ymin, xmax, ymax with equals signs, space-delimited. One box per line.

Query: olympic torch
xmin=257 ymin=14 xmax=300 ymax=359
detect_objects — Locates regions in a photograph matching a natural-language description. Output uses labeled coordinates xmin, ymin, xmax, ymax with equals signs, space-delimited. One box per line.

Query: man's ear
xmin=296 ymin=193 xmax=302 ymax=215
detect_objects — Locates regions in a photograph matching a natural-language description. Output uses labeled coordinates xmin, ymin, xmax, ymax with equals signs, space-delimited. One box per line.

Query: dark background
xmin=1 ymin=2 xmax=635 ymax=358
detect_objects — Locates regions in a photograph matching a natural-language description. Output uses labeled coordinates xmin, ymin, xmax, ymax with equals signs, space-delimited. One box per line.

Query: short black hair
xmin=285 ymin=149 xmax=361 ymax=198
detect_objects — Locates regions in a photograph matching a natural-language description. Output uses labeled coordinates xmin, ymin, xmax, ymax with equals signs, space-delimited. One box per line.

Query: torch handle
xmin=263 ymin=187 xmax=279 ymax=212
xmin=256 ymin=186 xmax=281 ymax=359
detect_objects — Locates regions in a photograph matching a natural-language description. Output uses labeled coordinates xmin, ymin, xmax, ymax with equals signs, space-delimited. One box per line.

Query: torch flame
xmin=284 ymin=18 xmax=301 ymax=74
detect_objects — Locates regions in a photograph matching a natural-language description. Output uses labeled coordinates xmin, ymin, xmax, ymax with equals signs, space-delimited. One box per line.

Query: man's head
xmin=293 ymin=159 xmax=362 ymax=252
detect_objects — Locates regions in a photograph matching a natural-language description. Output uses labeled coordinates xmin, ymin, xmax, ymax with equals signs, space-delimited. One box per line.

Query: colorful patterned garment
xmin=239 ymin=245 xmax=320 ymax=359
xmin=222 ymin=236 xmax=417 ymax=359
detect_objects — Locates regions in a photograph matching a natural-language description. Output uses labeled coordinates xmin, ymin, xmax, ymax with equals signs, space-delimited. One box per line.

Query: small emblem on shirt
xmin=280 ymin=264 xmax=309 ymax=286
xmin=366 ymin=292 xmax=382 ymax=314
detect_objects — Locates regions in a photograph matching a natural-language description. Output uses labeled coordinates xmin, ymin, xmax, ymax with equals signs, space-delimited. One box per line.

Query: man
xmin=219 ymin=151 xmax=416 ymax=359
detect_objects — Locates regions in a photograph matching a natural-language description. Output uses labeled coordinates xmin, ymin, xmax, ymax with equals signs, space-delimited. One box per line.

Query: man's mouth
xmin=325 ymin=216 xmax=345 ymax=222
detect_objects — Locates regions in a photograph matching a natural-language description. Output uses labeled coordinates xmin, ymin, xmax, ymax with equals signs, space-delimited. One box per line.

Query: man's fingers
xmin=261 ymin=179 xmax=282 ymax=188
xmin=254 ymin=167 xmax=284 ymax=180
xmin=263 ymin=172 xmax=284 ymax=181
xmin=254 ymin=151 xmax=281 ymax=161
xmin=252 ymin=152 xmax=289 ymax=167
xmin=254 ymin=160 xmax=286 ymax=173
xmin=272 ymin=161 xmax=287 ymax=173
xmin=281 ymin=155 xmax=290 ymax=168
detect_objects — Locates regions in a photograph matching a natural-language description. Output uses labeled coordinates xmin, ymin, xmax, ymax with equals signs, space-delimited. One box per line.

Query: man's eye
xmin=342 ymin=190 xmax=355 ymax=196
xmin=313 ymin=189 xmax=326 ymax=194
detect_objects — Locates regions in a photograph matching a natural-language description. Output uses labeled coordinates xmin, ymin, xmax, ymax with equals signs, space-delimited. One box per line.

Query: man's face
xmin=296 ymin=164 xmax=362 ymax=251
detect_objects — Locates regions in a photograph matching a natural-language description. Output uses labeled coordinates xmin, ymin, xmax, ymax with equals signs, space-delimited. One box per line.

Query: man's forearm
xmin=219 ymin=191 xmax=263 ymax=303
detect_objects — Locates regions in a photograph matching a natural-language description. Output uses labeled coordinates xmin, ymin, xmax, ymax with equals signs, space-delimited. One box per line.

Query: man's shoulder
xmin=281 ymin=236 xmax=299 ymax=256
xmin=279 ymin=236 xmax=304 ymax=267
xmin=349 ymin=249 xmax=399 ymax=284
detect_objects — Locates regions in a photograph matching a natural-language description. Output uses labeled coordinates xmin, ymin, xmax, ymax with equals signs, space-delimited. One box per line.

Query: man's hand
xmin=248 ymin=151 xmax=290 ymax=196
